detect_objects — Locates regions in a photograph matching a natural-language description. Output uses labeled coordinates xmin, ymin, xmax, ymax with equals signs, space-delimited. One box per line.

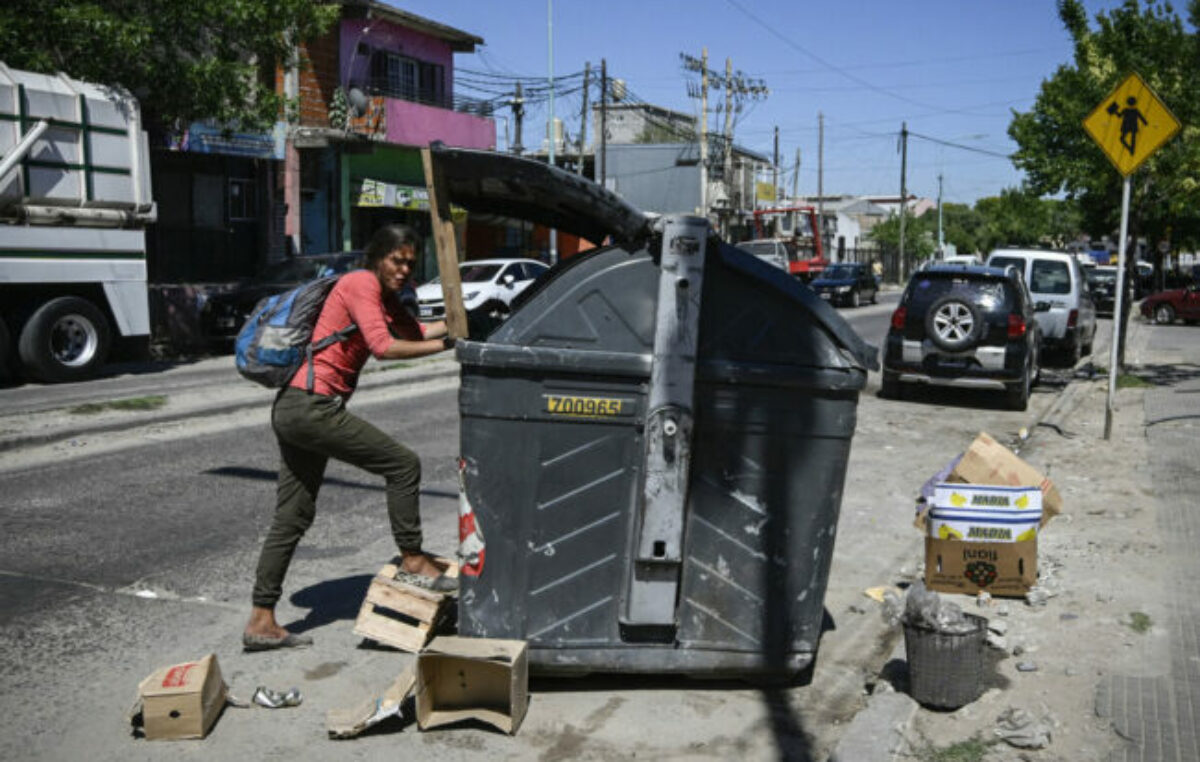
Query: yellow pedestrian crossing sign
xmin=1083 ymin=72 xmax=1180 ymax=176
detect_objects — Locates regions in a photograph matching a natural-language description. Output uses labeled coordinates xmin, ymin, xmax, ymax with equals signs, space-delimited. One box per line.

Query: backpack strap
xmin=304 ymin=323 xmax=359 ymax=393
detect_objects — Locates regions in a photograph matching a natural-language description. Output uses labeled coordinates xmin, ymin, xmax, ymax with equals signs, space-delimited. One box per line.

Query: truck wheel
xmin=17 ymin=297 xmax=112 ymax=383
xmin=0 ymin=316 xmax=12 ymax=381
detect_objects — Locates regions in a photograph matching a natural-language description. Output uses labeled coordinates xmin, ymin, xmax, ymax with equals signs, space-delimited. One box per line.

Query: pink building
xmin=284 ymin=1 xmax=493 ymax=266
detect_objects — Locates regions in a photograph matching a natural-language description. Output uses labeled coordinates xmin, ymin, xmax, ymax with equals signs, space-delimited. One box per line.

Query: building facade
xmin=284 ymin=1 xmax=494 ymax=281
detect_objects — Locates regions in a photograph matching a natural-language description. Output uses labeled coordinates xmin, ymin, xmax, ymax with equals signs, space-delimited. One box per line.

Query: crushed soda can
xmin=253 ymin=686 xmax=303 ymax=709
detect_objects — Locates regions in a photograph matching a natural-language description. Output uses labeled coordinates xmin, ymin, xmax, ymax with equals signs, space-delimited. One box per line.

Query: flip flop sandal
xmin=242 ymin=632 xmax=314 ymax=652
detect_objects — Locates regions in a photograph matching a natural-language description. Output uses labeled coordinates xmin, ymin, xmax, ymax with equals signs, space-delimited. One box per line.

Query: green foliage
xmin=1128 ymin=611 xmax=1153 ymax=632
xmin=69 ymin=395 xmax=167 ymax=415
xmin=914 ymin=735 xmax=994 ymax=762
xmin=868 ymin=212 xmax=936 ymax=270
xmin=0 ymin=0 xmax=338 ymax=132
xmin=1008 ymin=0 xmax=1200 ymax=249
xmin=973 ymin=187 xmax=1083 ymax=252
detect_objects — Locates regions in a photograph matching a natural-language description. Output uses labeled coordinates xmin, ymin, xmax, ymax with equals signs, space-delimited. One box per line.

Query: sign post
xmin=1082 ymin=72 xmax=1180 ymax=440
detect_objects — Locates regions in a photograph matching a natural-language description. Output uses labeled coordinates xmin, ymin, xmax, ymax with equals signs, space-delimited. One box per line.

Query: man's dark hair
xmin=364 ymin=224 xmax=421 ymax=265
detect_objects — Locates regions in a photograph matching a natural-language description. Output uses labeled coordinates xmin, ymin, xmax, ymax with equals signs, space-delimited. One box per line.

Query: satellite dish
xmin=347 ymin=87 xmax=369 ymax=118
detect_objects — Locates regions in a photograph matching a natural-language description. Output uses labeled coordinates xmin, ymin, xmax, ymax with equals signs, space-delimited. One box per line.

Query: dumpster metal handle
xmin=625 ymin=215 xmax=709 ymax=630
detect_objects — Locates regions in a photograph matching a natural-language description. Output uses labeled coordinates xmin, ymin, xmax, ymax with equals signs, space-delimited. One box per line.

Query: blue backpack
xmin=234 ymin=276 xmax=358 ymax=390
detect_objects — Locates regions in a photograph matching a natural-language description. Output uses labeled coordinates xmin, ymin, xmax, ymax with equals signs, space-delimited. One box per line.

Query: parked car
xmin=881 ymin=265 xmax=1042 ymax=411
xmin=985 ymin=248 xmax=1097 ymax=365
xmin=736 ymin=239 xmax=790 ymax=272
xmin=943 ymin=254 xmax=983 ymax=266
xmin=1140 ymin=283 xmax=1200 ymax=325
xmin=809 ymin=262 xmax=878 ymax=307
xmin=415 ymin=258 xmax=549 ymax=322
xmin=1084 ymin=266 xmax=1121 ymax=316
xmin=202 ymin=251 xmax=370 ymax=344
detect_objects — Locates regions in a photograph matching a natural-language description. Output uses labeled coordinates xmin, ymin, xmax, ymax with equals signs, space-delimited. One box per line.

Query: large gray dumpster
xmin=431 ymin=145 xmax=876 ymax=678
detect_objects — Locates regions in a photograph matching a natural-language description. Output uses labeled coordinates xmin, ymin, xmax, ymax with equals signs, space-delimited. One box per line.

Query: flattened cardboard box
xmin=949 ymin=432 xmax=1062 ymax=520
xmin=925 ymin=536 xmax=1037 ymax=597
xmin=136 ymin=653 xmax=227 ymax=740
xmin=416 ymin=636 xmax=528 ymax=735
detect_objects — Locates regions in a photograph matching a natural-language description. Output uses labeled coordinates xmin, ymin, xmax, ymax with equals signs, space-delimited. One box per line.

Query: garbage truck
xmin=0 ymin=63 xmax=155 ymax=382
xmin=427 ymin=144 xmax=877 ymax=680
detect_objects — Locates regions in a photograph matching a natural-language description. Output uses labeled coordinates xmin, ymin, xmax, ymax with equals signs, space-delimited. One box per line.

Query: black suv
xmin=881 ymin=265 xmax=1041 ymax=410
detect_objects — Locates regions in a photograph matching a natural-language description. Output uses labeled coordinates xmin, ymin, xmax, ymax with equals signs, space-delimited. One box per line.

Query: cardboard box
xmin=928 ymin=509 xmax=1040 ymax=543
xmin=928 ymin=483 xmax=1042 ymax=543
xmin=327 ymin=663 xmax=416 ymax=739
xmin=136 ymin=654 xmax=227 ymax=740
xmin=924 ymin=536 xmax=1037 ymax=597
xmin=948 ymin=432 xmax=1061 ymax=523
xmin=416 ymin=636 xmax=528 ymax=735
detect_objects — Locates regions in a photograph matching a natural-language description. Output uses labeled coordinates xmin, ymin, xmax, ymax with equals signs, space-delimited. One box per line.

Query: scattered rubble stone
xmin=1060 ymin=613 xmax=1078 ymax=621
xmin=987 ymin=632 xmax=1008 ymax=651
xmin=988 ymin=620 xmax=1009 ymax=636
xmin=996 ymin=604 xmax=1011 ymax=617
xmin=1025 ymin=588 xmax=1051 ymax=607
xmin=1016 ymin=662 xmax=1039 ymax=672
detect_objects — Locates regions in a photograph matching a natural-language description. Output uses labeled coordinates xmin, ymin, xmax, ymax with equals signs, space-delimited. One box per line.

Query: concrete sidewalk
xmin=833 ymin=315 xmax=1200 ymax=761
xmin=1096 ymin=317 xmax=1200 ymax=762
xmin=0 ymin=354 xmax=460 ymax=454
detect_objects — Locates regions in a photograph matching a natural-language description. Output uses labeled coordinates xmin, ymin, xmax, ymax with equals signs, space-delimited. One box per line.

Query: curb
xmin=0 ymin=362 xmax=460 ymax=453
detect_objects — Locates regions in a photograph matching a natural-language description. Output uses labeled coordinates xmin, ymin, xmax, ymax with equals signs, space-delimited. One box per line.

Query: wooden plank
xmin=353 ymin=612 xmax=432 ymax=653
xmin=372 ymin=573 xmax=444 ymax=602
xmin=421 ymin=146 xmax=468 ymax=339
xmin=364 ymin=582 xmax=443 ymax=623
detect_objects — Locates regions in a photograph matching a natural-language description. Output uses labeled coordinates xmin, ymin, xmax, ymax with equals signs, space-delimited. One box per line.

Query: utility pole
xmin=546 ymin=0 xmax=557 ymax=264
xmin=899 ymin=122 xmax=908 ymax=282
xmin=773 ymin=126 xmax=779 ymax=204
xmin=792 ymin=147 xmax=800 ymax=199
xmin=699 ymin=47 xmax=709 ymax=217
xmin=818 ymin=112 xmax=824 ymax=256
xmin=937 ymin=172 xmax=944 ymax=257
xmin=600 ymin=58 xmax=607 ymax=187
xmin=722 ymin=57 xmax=733 ymax=235
xmin=577 ymin=62 xmax=590 ymax=178
xmin=510 ymin=82 xmax=525 ymax=156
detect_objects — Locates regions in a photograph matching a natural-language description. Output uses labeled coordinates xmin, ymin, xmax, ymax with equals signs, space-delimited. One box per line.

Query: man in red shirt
xmin=243 ymin=224 xmax=455 ymax=651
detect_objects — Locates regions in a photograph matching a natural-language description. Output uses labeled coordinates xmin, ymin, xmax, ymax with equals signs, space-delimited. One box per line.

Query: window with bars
xmin=368 ymin=51 xmax=445 ymax=107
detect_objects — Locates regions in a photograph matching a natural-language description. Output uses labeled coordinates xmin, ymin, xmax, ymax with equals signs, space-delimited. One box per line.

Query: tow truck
xmin=751 ymin=205 xmax=828 ymax=281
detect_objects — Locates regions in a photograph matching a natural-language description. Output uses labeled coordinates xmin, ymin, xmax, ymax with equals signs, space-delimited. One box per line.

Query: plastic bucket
xmin=903 ymin=613 xmax=987 ymax=709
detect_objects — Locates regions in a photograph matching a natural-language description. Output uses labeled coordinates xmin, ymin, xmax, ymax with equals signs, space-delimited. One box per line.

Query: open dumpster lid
xmin=429 ymin=142 xmax=651 ymax=249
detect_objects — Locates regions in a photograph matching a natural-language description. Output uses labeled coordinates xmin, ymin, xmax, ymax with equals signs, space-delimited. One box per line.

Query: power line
xmin=906 ymin=130 xmax=1014 ymax=159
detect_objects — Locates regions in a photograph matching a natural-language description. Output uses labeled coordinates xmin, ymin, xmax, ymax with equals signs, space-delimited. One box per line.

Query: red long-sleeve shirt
xmin=288 ymin=269 xmax=425 ymax=399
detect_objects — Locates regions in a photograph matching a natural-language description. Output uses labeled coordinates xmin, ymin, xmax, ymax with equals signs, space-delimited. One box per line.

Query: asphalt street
xmin=0 ymin=294 xmax=1094 ymax=761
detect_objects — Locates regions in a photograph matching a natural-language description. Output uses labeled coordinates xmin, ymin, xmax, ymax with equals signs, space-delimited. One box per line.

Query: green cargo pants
xmin=252 ymin=386 xmax=422 ymax=608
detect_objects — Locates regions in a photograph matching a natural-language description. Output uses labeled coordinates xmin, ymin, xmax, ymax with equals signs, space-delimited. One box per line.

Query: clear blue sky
xmin=400 ymin=0 xmax=1132 ymax=206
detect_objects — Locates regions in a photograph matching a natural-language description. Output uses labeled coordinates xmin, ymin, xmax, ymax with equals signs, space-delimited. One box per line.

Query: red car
xmin=1140 ymin=284 xmax=1200 ymax=324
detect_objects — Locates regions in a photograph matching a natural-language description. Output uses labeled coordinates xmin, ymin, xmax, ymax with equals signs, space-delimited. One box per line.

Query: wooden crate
xmin=352 ymin=558 xmax=459 ymax=653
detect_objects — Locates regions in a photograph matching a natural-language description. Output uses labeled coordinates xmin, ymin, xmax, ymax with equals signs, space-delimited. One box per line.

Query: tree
xmin=868 ymin=211 xmax=937 ymax=271
xmin=1008 ymin=0 xmax=1200 ymax=256
xmin=973 ymin=188 xmax=1083 ymax=252
xmin=939 ymin=202 xmax=985 ymax=254
xmin=0 ymin=0 xmax=338 ymax=133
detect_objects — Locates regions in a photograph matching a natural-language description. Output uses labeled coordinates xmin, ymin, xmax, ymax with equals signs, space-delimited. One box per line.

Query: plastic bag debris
xmin=994 ymin=706 xmax=1053 ymax=749
xmin=903 ymin=580 xmax=977 ymax=634
xmin=253 ymin=686 xmax=302 ymax=709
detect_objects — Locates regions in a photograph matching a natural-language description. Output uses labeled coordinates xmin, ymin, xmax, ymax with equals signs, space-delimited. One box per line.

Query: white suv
xmin=416 ymin=258 xmax=549 ymax=321
xmin=985 ymin=248 xmax=1097 ymax=364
